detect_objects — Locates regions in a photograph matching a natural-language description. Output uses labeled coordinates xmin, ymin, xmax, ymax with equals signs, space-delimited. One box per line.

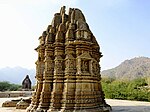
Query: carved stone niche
xmin=76 ymin=52 xmax=93 ymax=75
xmin=91 ymin=59 xmax=100 ymax=75
xmin=65 ymin=54 xmax=76 ymax=70
xmin=76 ymin=30 xmax=91 ymax=41
xmin=81 ymin=59 xmax=90 ymax=73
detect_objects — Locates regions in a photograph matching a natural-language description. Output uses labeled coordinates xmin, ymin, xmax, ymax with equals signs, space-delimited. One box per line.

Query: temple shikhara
xmin=22 ymin=75 xmax=32 ymax=91
xmin=26 ymin=6 xmax=111 ymax=112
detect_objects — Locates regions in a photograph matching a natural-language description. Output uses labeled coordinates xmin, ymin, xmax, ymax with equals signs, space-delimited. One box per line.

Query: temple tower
xmin=26 ymin=6 xmax=111 ymax=112
xmin=22 ymin=75 xmax=32 ymax=90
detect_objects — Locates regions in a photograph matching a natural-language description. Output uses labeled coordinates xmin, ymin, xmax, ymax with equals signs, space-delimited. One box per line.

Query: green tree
xmin=0 ymin=81 xmax=21 ymax=91
xmin=101 ymin=77 xmax=150 ymax=101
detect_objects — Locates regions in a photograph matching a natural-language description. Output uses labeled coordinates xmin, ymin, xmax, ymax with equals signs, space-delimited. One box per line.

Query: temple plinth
xmin=26 ymin=6 xmax=111 ymax=112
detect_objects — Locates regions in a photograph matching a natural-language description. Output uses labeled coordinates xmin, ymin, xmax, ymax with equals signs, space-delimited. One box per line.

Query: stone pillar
xmin=36 ymin=45 xmax=54 ymax=111
xmin=74 ymin=42 xmax=91 ymax=110
xmin=26 ymin=45 xmax=45 ymax=112
xmin=48 ymin=27 xmax=65 ymax=111
xmin=61 ymin=44 xmax=76 ymax=111
xmin=60 ymin=22 xmax=76 ymax=111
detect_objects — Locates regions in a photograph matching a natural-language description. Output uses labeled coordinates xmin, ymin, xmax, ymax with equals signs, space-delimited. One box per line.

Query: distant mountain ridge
xmin=101 ymin=57 xmax=150 ymax=80
xmin=0 ymin=66 xmax=35 ymax=84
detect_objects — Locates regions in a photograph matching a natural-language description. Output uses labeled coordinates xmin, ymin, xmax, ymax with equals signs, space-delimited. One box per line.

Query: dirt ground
xmin=0 ymin=97 xmax=26 ymax=112
xmin=0 ymin=98 xmax=150 ymax=112
xmin=107 ymin=99 xmax=150 ymax=112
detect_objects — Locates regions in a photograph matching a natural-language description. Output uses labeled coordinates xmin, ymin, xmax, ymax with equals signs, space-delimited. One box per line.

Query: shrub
xmin=0 ymin=81 xmax=21 ymax=91
xmin=101 ymin=77 xmax=150 ymax=101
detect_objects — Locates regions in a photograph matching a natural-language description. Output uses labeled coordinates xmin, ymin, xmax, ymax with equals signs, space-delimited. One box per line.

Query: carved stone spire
xmin=26 ymin=6 xmax=111 ymax=112
xmin=60 ymin=6 xmax=66 ymax=16
xmin=71 ymin=9 xmax=75 ymax=23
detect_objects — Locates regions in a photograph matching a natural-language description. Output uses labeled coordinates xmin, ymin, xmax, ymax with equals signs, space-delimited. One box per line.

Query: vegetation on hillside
xmin=101 ymin=77 xmax=150 ymax=102
xmin=0 ymin=81 xmax=21 ymax=91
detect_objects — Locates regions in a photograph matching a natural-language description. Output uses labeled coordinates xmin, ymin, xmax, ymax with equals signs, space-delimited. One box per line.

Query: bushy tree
xmin=0 ymin=81 xmax=21 ymax=91
xmin=127 ymin=78 xmax=147 ymax=90
xmin=101 ymin=77 xmax=150 ymax=101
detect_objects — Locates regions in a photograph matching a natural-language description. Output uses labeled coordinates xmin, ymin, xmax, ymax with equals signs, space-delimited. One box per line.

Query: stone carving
xmin=22 ymin=75 xmax=32 ymax=90
xmin=92 ymin=60 xmax=100 ymax=75
xmin=81 ymin=59 xmax=89 ymax=73
xmin=26 ymin=6 xmax=111 ymax=112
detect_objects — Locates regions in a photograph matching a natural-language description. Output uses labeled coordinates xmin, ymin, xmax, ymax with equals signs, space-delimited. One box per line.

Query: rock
xmin=16 ymin=98 xmax=31 ymax=109
xmin=2 ymin=99 xmax=21 ymax=107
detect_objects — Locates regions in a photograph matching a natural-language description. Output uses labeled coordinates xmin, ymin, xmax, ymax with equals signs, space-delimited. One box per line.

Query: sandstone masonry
xmin=26 ymin=6 xmax=111 ymax=112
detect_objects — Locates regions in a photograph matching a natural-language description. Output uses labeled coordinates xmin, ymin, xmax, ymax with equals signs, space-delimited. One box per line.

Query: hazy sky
xmin=0 ymin=0 xmax=150 ymax=70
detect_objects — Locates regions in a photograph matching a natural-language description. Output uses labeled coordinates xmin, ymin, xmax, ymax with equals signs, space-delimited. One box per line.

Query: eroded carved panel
xmin=81 ymin=59 xmax=90 ymax=73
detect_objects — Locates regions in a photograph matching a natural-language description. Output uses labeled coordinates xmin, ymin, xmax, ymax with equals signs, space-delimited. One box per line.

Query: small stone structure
xmin=2 ymin=99 xmax=21 ymax=107
xmin=22 ymin=75 xmax=32 ymax=90
xmin=16 ymin=98 xmax=31 ymax=109
xmin=26 ymin=6 xmax=111 ymax=112
xmin=2 ymin=98 xmax=31 ymax=109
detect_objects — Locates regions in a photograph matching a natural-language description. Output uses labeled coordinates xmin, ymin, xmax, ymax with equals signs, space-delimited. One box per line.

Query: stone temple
xmin=22 ymin=75 xmax=32 ymax=90
xmin=26 ymin=6 xmax=111 ymax=112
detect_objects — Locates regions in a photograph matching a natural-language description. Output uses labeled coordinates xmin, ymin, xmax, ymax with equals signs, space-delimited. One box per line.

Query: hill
xmin=101 ymin=57 xmax=150 ymax=80
xmin=0 ymin=67 xmax=35 ymax=85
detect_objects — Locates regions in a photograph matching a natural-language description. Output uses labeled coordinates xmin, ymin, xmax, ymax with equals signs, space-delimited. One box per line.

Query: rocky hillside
xmin=101 ymin=57 xmax=150 ymax=80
